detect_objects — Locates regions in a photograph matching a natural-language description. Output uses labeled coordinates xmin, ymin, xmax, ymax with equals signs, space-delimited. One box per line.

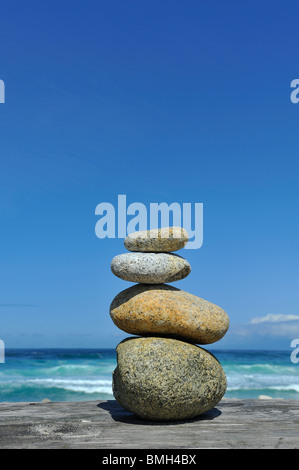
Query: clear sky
xmin=1 ymin=0 xmax=298 ymax=350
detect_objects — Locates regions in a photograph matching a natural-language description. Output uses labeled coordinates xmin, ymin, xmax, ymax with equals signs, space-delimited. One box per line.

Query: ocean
xmin=0 ymin=348 xmax=298 ymax=402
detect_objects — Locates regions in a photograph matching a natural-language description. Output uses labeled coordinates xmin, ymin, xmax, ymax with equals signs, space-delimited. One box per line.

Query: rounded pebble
xmin=113 ymin=336 xmax=227 ymax=421
xmin=110 ymin=253 xmax=191 ymax=284
xmin=124 ymin=227 xmax=189 ymax=252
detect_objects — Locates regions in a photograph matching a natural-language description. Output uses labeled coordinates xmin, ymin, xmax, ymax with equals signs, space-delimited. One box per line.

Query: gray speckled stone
xmin=113 ymin=336 xmax=227 ymax=421
xmin=124 ymin=227 xmax=189 ymax=253
xmin=110 ymin=253 xmax=191 ymax=284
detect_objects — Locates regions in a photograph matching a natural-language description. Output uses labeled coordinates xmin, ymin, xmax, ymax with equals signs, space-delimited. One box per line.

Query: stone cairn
xmin=109 ymin=227 xmax=229 ymax=421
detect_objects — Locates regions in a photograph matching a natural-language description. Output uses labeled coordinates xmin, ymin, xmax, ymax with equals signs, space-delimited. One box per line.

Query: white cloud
xmin=218 ymin=316 xmax=299 ymax=348
xmin=250 ymin=314 xmax=299 ymax=324
xmin=264 ymin=322 xmax=299 ymax=337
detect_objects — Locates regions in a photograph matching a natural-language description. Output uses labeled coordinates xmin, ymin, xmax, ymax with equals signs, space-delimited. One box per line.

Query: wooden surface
xmin=0 ymin=399 xmax=298 ymax=449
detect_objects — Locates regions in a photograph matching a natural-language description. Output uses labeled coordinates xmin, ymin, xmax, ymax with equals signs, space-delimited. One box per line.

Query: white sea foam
xmin=225 ymin=368 xmax=299 ymax=393
xmin=270 ymin=384 xmax=299 ymax=393
xmin=44 ymin=364 xmax=113 ymax=374
xmin=19 ymin=378 xmax=113 ymax=394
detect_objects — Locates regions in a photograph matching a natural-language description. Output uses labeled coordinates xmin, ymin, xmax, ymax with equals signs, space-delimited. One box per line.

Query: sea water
xmin=0 ymin=349 xmax=298 ymax=402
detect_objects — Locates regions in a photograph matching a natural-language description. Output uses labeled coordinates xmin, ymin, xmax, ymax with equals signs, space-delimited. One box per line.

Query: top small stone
xmin=124 ymin=227 xmax=189 ymax=253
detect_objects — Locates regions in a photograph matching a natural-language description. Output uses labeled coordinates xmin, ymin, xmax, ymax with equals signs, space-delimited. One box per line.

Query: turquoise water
xmin=0 ymin=349 xmax=298 ymax=402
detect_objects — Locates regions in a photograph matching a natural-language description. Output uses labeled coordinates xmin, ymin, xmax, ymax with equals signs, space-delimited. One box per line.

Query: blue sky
xmin=0 ymin=0 xmax=298 ymax=349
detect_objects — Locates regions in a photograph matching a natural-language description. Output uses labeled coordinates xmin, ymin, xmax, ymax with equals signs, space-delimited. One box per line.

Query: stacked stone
xmin=109 ymin=227 xmax=229 ymax=421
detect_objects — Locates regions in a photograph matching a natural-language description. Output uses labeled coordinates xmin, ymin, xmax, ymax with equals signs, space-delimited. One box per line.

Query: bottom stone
xmin=112 ymin=336 xmax=227 ymax=421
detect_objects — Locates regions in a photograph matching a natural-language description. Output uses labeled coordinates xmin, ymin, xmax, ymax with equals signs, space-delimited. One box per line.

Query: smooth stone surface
xmin=124 ymin=227 xmax=189 ymax=252
xmin=113 ymin=337 xmax=227 ymax=421
xmin=110 ymin=284 xmax=229 ymax=344
xmin=110 ymin=253 xmax=191 ymax=284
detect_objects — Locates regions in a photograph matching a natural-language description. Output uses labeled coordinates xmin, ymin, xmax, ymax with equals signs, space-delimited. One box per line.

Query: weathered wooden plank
xmin=0 ymin=399 xmax=298 ymax=449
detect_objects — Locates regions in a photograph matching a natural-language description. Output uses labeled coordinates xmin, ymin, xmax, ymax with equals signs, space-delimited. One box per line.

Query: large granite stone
xmin=110 ymin=253 xmax=191 ymax=284
xmin=124 ymin=227 xmax=189 ymax=253
xmin=110 ymin=284 xmax=229 ymax=344
xmin=113 ymin=336 xmax=227 ymax=421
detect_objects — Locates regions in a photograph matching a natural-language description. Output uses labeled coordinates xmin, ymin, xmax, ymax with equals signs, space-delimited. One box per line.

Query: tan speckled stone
xmin=113 ymin=336 xmax=227 ymax=421
xmin=110 ymin=284 xmax=229 ymax=345
xmin=124 ymin=227 xmax=189 ymax=252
